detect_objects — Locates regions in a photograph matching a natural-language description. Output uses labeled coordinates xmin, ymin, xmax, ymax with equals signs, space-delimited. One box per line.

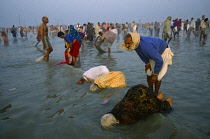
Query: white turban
xmin=120 ymin=32 xmax=140 ymax=51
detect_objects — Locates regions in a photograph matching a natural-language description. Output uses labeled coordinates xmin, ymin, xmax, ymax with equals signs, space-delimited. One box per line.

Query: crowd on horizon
xmin=0 ymin=15 xmax=209 ymax=47
xmin=0 ymin=16 xmax=210 ymax=44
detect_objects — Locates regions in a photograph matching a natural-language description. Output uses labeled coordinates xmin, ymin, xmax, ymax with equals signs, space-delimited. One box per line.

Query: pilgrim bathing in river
xmin=77 ymin=65 xmax=126 ymax=91
xmin=57 ymin=31 xmax=80 ymax=65
xmin=78 ymin=66 xmax=110 ymax=84
xmin=37 ymin=16 xmax=53 ymax=62
xmin=120 ymin=33 xmax=174 ymax=95
xmin=94 ymin=29 xmax=117 ymax=53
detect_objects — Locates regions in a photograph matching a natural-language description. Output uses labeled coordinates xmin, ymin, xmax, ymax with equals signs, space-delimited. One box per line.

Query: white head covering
xmin=120 ymin=32 xmax=140 ymax=51
xmin=101 ymin=113 xmax=119 ymax=128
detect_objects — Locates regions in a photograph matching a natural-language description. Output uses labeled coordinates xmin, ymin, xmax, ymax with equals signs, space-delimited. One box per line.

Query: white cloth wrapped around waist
xmin=146 ymin=47 xmax=174 ymax=81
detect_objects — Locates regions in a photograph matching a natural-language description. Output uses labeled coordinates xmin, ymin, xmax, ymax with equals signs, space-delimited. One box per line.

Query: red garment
xmin=54 ymin=52 xmax=69 ymax=66
xmin=70 ymin=40 xmax=80 ymax=57
xmin=177 ymin=19 xmax=181 ymax=27
xmin=65 ymin=52 xmax=69 ymax=63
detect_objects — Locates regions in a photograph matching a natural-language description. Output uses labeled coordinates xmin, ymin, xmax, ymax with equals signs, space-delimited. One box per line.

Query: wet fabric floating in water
xmin=101 ymin=99 xmax=109 ymax=104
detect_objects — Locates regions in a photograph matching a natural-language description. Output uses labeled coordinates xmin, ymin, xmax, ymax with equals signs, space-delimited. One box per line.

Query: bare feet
xmin=166 ymin=98 xmax=172 ymax=107
xmin=157 ymin=93 xmax=164 ymax=101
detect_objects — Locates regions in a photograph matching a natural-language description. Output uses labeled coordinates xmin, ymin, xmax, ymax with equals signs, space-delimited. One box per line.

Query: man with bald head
xmin=37 ymin=16 xmax=53 ymax=62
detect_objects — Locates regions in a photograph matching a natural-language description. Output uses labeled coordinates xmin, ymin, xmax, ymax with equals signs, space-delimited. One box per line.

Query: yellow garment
xmin=94 ymin=71 xmax=126 ymax=89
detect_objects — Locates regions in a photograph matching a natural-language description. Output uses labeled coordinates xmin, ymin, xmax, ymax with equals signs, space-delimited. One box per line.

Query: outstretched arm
xmin=96 ymin=39 xmax=104 ymax=47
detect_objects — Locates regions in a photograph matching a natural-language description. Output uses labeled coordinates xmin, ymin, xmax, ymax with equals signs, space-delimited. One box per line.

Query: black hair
xmin=57 ymin=31 xmax=64 ymax=37
xmin=99 ymin=32 xmax=103 ymax=35
xmin=204 ymin=18 xmax=208 ymax=22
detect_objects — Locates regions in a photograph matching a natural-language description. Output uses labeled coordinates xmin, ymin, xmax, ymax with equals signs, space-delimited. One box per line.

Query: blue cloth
xmin=64 ymin=34 xmax=75 ymax=44
xmin=69 ymin=25 xmax=82 ymax=44
xmin=135 ymin=36 xmax=167 ymax=74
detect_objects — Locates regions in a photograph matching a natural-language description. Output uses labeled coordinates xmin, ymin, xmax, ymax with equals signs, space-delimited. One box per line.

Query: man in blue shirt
xmin=120 ymin=33 xmax=172 ymax=95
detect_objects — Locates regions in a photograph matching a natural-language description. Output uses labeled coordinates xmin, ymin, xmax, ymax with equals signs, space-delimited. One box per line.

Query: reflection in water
xmin=55 ymin=96 xmax=64 ymax=103
xmin=199 ymin=40 xmax=206 ymax=46
xmin=68 ymin=116 xmax=75 ymax=118
xmin=1 ymin=117 xmax=11 ymax=120
xmin=94 ymin=53 xmax=117 ymax=70
xmin=97 ymin=89 xmax=120 ymax=99
xmin=0 ymin=104 xmax=12 ymax=113
xmin=44 ymin=108 xmax=52 ymax=111
xmin=46 ymin=109 xmax=65 ymax=118
xmin=46 ymin=94 xmax=58 ymax=98
xmin=0 ymin=104 xmax=12 ymax=120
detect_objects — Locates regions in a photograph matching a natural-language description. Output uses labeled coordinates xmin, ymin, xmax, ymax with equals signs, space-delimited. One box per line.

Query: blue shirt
xmin=135 ymin=36 xmax=167 ymax=74
xmin=64 ymin=34 xmax=75 ymax=44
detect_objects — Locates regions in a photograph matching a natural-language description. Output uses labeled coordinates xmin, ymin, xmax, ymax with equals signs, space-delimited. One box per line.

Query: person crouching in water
xmin=94 ymin=30 xmax=116 ymax=53
xmin=77 ymin=65 xmax=126 ymax=91
xmin=57 ymin=31 xmax=80 ymax=65
xmin=101 ymin=84 xmax=172 ymax=128
xmin=77 ymin=65 xmax=109 ymax=84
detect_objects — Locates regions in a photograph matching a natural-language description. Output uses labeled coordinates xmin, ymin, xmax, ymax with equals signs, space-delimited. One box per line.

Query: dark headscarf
xmin=68 ymin=25 xmax=82 ymax=44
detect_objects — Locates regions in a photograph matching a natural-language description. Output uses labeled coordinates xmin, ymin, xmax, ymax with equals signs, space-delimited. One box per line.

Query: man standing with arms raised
xmin=37 ymin=16 xmax=53 ymax=62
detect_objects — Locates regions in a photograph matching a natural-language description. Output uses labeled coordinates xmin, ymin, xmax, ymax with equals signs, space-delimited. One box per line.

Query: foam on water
xmin=35 ymin=56 xmax=45 ymax=62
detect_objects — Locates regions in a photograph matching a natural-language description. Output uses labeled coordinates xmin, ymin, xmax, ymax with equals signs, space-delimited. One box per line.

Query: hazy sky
xmin=1 ymin=0 xmax=209 ymax=27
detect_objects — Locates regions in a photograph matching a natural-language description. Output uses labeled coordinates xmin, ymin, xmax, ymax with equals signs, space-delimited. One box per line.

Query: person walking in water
xmin=188 ymin=18 xmax=196 ymax=38
xmin=11 ymin=25 xmax=17 ymax=39
xmin=162 ymin=16 xmax=172 ymax=44
xmin=37 ymin=16 xmax=53 ymax=62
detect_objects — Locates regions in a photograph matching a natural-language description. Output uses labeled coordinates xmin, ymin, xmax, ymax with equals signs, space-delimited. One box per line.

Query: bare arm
xmin=96 ymin=38 xmax=104 ymax=47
